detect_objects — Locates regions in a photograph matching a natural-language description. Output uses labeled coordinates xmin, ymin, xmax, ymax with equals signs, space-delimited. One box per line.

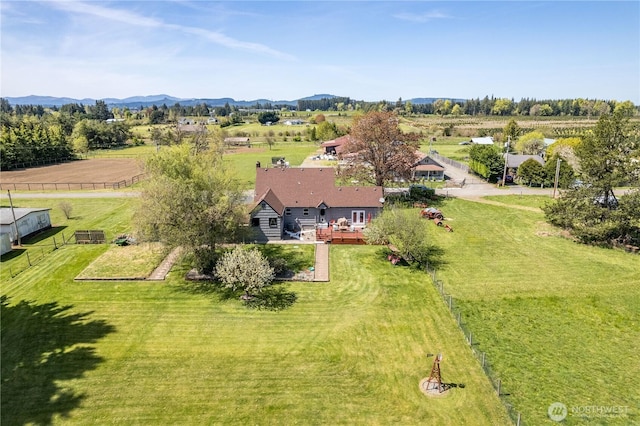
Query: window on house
xmin=285 ymin=208 xmax=291 ymax=216
xmin=320 ymin=208 xmax=326 ymax=216
xmin=269 ymin=218 xmax=277 ymax=228
xmin=303 ymin=208 xmax=309 ymax=216
xmin=251 ymin=218 xmax=260 ymax=227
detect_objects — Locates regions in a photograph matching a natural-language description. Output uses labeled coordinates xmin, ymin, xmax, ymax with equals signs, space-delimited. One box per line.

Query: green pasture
xmin=223 ymin=143 xmax=320 ymax=189
xmin=425 ymin=197 xmax=639 ymax=424
xmin=1 ymin=197 xmax=509 ymax=425
xmin=86 ymin=144 xmax=156 ymax=159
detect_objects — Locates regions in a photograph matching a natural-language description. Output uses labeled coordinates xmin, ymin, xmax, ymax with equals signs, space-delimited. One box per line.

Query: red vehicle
xmin=420 ymin=207 xmax=444 ymax=220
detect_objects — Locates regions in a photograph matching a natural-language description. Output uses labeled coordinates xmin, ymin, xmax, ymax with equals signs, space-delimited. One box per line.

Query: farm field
xmin=0 ymin=158 xmax=143 ymax=191
xmin=1 ymin=197 xmax=509 ymax=425
xmin=424 ymin=197 xmax=639 ymax=424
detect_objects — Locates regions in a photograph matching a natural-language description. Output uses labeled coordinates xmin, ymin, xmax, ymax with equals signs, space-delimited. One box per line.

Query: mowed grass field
xmin=425 ymin=197 xmax=640 ymax=424
xmin=2 ymin=197 xmax=509 ymax=425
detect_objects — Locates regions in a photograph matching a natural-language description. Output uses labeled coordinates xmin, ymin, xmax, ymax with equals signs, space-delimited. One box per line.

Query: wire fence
xmin=3 ymin=231 xmax=77 ymax=279
xmin=0 ymin=174 xmax=146 ymax=191
xmin=423 ymin=262 xmax=523 ymax=425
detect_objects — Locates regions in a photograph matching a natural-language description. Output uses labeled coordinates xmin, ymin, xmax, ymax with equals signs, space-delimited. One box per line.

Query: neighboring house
xmin=412 ymin=152 xmax=446 ymax=180
xmin=251 ymin=168 xmax=384 ymax=241
xmin=504 ymin=154 xmax=545 ymax=169
xmin=470 ymin=136 xmax=495 ymax=145
xmin=321 ymin=135 xmax=351 ymax=155
xmin=207 ymin=117 xmax=218 ymax=124
xmin=0 ymin=208 xmax=52 ymax=244
xmin=284 ymin=119 xmax=304 ymax=126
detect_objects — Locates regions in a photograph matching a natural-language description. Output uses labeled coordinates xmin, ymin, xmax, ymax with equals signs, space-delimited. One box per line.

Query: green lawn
xmin=223 ymin=143 xmax=319 ymax=189
xmin=1 ymin=198 xmax=136 ymax=280
xmin=4 ymin=195 xmax=637 ymax=424
xmin=1 ymin=197 xmax=509 ymax=425
xmin=425 ymin=197 xmax=640 ymax=425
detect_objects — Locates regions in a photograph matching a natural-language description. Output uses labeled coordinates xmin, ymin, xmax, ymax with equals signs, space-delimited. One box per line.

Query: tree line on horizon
xmin=2 ymin=95 xmax=637 ymax=119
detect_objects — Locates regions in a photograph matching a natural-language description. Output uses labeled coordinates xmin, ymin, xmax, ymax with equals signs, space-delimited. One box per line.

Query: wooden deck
xmin=316 ymin=227 xmax=367 ymax=245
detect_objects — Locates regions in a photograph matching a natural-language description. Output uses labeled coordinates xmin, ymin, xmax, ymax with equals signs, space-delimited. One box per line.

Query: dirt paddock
xmin=1 ymin=159 xmax=143 ymax=190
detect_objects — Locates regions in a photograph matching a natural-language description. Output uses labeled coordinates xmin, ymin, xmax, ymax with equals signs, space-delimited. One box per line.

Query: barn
xmin=0 ymin=207 xmax=52 ymax=244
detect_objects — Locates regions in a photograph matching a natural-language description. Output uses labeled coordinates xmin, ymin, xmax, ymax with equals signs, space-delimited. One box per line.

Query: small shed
xmin=0 ymin=207 xmax=52 ymax=244
xmin=470 ymin=136 xmax=495 ymax=145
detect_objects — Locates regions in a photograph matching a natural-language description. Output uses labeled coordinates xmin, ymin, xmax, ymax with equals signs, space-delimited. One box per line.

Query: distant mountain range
xmin=3 ymin=94 xmax=465 ymax=108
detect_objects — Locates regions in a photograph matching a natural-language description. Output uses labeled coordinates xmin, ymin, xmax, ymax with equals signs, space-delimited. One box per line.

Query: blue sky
xmin=1 ymin=1 xmax=638 ymax=102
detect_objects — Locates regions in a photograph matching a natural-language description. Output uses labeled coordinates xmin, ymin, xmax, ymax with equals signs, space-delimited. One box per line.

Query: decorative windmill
xmin=425 ymin=353 xmax=444 ymax=393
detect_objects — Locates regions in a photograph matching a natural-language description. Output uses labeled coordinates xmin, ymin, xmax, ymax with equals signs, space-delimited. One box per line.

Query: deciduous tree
xmin=515 ymin=131 xmax=545 ymax=155
xmin=543 ymin=112 xmax=640 ymax=246
xmin=215 ymin=246 xmax=274 ymax=297
xmin=135 ymin=144 xmax=246 ymax=257
xmin=339 ymin=111 xmax=420 ymax=186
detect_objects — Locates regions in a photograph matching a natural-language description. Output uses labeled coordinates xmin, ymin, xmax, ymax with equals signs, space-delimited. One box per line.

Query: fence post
xmin=448 ymin=295 xmax=452 ymax=310
xmin=497 ymin=379 xmax=501 ymax=396
xmin=469 ymin=332 xmax=473 ymax=346
xmin=517 ymin=413 xmax=521 ymax=426
xmin=26 ymin=251 xmax=31 ymax=266
xmin=482 ymin=352 xmax=485 ymax=367
xmin=62 ymin=233 xmax=66 ymax=245
xmin=457 ymin=312 xmax=461 ymax=325
xmin=53 ymin=236 xmax=57 ymax=249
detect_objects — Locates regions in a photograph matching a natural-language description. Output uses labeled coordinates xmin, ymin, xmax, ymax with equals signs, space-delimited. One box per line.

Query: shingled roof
xmin=254 ymin=168 xmax=384 ymax=213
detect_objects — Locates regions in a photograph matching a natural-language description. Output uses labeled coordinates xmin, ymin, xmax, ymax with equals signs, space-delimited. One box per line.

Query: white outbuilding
xmin=0 ymin=207 xmax=52 ymax=245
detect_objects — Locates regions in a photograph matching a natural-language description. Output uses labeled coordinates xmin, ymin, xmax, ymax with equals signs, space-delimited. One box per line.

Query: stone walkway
xmin=147 ymin=246 xmax=182 ymax=281
xmin=313 ymin=243 xmax=329 ymax=282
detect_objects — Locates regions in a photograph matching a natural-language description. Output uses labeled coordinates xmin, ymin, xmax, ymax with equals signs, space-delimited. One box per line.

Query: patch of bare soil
xmin=1 ymin=158 xmax=142 ymax=184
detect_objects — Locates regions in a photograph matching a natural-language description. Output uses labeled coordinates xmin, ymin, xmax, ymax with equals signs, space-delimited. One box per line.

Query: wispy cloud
xmin=393 ymin=10 xmax=451 ymax=23
xmin=47 ymin=1 xmax=295 ymax=60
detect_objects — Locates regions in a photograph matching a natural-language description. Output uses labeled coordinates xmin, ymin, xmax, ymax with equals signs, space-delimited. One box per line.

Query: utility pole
xmin=501 ymin=137 xmax=510 ymax=187
xmin=553 ymin=158 xmax=562 ymax=198
xmin=7 ymin=190 xmax=21 ymax=246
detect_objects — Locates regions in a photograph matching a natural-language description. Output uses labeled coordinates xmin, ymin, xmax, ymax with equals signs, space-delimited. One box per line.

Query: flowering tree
xmin=216 ymin=247 xmax=275 ymax=298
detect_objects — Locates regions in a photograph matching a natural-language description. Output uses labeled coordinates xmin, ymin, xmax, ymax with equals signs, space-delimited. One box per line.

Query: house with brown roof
xmin=321 ymin=135 xmax=351 ymax=155
xmin=251 ymin=168 xmax=384 ymax=241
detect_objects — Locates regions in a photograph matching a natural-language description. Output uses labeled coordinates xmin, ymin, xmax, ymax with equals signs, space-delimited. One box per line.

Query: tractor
xmin=420 ymin=207 xmax=444 ymax=220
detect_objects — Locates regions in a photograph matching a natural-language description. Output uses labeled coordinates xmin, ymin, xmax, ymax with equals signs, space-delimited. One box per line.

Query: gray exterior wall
xmin=1 ymin=233 xmax=11 ymax=256
xmin=250 ymin=203 xmax=283 ymax=241
xmin=0 ymin=211 xmax=51 ymax=243
xmin=284 ymin=206 xmax=381 ymax=232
